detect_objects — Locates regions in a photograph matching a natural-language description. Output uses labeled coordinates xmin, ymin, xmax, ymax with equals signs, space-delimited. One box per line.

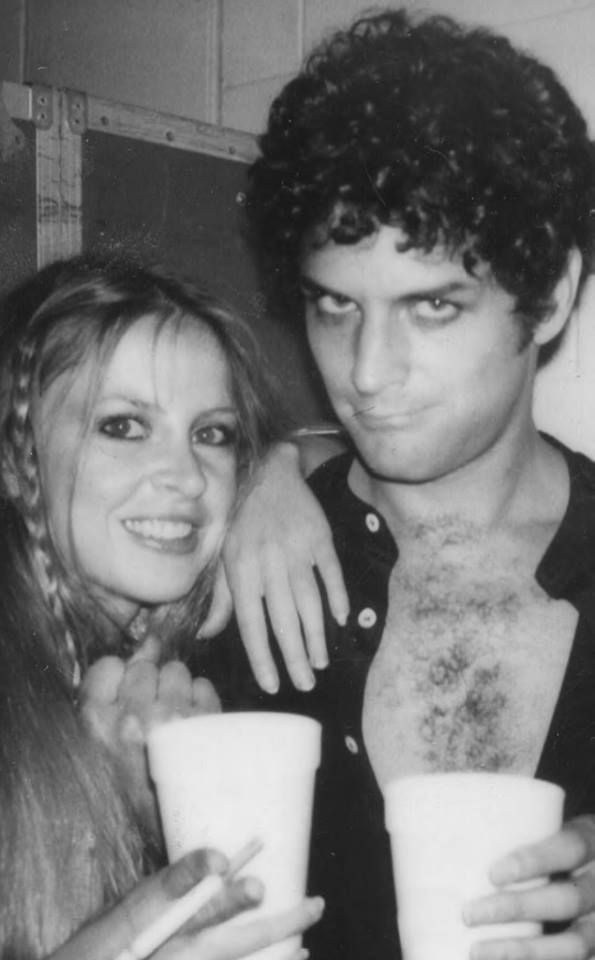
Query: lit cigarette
xmin=113 ymin=837 xmax=263 ymax=960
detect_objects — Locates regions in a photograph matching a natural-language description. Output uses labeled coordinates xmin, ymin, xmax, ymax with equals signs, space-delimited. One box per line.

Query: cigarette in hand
xmin=114 ymin=838 xmax=263 ymax=960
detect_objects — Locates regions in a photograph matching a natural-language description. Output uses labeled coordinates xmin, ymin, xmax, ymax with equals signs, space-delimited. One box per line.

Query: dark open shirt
xmin=198 ymin=437 xmax=595 ymax=960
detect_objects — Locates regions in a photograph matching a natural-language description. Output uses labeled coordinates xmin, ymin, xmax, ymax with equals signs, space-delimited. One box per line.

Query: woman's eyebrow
xmin=95 ymin=393 xmax=154 ymax=409
xmin=96 ymin=394 xmax=238 ymax=418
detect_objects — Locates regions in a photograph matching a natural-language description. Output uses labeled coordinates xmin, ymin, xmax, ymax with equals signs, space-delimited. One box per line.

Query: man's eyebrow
xmin=400 ymin=279 xmax=480 ymax=300
xmin=299 ymin=276 xmax=351 ymax=299
xmin=299 ymin=275 xmax=479 ymax=300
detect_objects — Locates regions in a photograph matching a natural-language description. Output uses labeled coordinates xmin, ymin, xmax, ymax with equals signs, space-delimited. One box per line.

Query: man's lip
xmin=353 ymin=407 xmax=429 ymax=425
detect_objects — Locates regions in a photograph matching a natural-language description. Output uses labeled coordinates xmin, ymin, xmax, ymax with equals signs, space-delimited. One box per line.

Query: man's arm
xmin=199 ymin=434 xmax=349 ymax=693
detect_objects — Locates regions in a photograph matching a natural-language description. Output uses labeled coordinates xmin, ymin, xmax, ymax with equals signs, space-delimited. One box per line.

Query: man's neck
xmin=349 ymin=425 xmax=569 ymax=539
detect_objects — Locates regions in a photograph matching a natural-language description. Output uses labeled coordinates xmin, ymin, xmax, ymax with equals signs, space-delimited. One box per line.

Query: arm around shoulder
xmin=221 ymin=432 xmax=349 ymax=694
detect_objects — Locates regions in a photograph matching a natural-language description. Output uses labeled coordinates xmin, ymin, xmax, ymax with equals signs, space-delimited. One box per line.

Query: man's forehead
xmin=300 ymin=225 xmax=493 ymax=290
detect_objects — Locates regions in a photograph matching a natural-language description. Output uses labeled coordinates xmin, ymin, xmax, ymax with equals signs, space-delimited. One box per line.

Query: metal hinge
xmin=32 ymin=85 xmax=53 ymax=129
xmin=66 ymin=89 xmax=87 ymax=134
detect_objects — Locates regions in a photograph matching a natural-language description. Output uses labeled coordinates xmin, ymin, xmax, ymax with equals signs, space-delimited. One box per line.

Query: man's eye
xmin=99 ymin=416 xmax=147 ymax=440
xmin=194 ymin=424 xmax=236 ymax=446
xmin=316 ymin=293 xmax=357 ymax=316
xmin=413 ymin=298 xmax=460 ymax=324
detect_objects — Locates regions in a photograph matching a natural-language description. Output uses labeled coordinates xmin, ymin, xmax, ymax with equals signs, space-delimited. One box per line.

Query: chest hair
xmin=362 ymin=516 xmax=577 ymax=787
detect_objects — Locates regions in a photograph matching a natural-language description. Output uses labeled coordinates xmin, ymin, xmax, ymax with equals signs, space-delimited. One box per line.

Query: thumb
xmin=80 ymin=655 xmax=126 ymax=706
xmin=198 ymin=563 xmax=233 ymax=639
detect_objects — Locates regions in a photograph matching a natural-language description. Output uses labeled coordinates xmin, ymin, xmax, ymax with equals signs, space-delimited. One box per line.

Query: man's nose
xmin=352 ymin=311 xmax=411 ymax=395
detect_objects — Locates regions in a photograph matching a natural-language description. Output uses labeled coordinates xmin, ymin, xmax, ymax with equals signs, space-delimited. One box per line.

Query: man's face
xmin=301 ymin=225 xmax=539 ymax=485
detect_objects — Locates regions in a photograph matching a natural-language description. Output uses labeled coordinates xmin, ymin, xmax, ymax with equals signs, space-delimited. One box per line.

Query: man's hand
xmin=48 ymin=847 xmax=324 ymax=960
xmin=80 ymin=637 xmax=221 ymax=834
xmin=203 ymin=441 xmax=348 ymax=694
xmin=463 ymin=816 xmax=595 ymax=959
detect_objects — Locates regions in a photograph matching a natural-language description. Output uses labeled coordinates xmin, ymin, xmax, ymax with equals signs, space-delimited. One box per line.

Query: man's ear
xmin=533 ymin=247 xmax=582 ymax=347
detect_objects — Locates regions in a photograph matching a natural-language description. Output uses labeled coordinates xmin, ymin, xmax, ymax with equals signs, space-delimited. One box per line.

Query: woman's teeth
xmin=124 ymin=518 xmax=193 ymax=540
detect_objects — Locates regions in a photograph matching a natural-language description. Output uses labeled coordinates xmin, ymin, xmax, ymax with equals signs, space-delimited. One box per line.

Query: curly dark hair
xmin=247 ymin=7 xmax=595 ymax=334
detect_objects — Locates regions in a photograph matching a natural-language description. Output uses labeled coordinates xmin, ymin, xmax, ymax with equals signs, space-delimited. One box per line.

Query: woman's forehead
xmin=36 ymin=311 xmax=231 ymax=420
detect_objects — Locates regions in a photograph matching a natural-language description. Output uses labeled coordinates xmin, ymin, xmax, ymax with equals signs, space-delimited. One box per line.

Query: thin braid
xmin=7 ymin=335 xmax=82 ymax=689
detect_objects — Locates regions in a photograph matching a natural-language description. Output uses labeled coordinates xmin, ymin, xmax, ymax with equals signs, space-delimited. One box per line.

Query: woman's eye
xmin=99 ymin=416 xmax=147 ymax=440
xmin=194 ymin=424 xmax=236 ymax=447
xmin=413 ymin=298 xmax=460 ymax=324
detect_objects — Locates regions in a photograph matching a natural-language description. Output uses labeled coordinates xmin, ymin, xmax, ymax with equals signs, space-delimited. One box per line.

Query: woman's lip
xmin=122 ymin=517 xmax=201 ymax=554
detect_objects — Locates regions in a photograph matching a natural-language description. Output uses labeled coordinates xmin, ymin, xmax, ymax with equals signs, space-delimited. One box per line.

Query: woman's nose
xmin=151 ymin=443 xmax=207 ymax=498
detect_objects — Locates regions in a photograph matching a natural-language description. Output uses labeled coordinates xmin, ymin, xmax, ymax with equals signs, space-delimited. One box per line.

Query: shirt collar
xmin=311 ymin=440 xmax=595 ymax=615
xmin=536 ymin=440 xmax=595 ymax=611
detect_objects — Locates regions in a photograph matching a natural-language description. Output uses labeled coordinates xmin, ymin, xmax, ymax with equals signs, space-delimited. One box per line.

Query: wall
xmin=21 ymin=1 xmax=595 ymax=134
xmin=25 ymin=0 xmax=221 ymax=123
xmin=220 ymin=0 xmax=595 ymax=135
xmin=0 ymin=0 xmax=26 ymax=83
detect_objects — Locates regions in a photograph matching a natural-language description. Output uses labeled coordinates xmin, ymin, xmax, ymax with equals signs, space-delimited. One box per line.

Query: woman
xmin=0 ymin=256 xmax=320 ymax=959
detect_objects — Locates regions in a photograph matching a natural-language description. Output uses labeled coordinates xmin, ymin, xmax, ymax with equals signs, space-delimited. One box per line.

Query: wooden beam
xmin=35 ymin=87 xmax=82 ymax=267
xmin=86 ymin=94 xmax=258 ymax=163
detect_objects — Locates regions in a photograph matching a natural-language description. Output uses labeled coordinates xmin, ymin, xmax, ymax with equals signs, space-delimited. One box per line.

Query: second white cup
xmin=148 ymin=711 xmax=321 ymax=960
xmin=384 ymin=772 xmax=565 ymax=960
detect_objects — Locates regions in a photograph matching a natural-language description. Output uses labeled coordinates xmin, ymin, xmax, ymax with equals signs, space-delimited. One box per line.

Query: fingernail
xmin=490 ymin=855 xmax=520 ymax=885
xmin=462 ymin=896 xmax=501 ymax=927
xmin=120 ymin=715 xmax=144 ymax=743
xmin=259 ymin=671 xmax=279 ymax=695
xmin=307 ymin=896 xmax=325 ymax=919
xmin=296 ymin=667 xmax=315 ymax=691
xmin=311 ymin=655 xmax=329 ymax=671
xmin=461 ymin=902 xmax=477 ymax=926
xmin=242 ymin=876 xmax=265 ymax=903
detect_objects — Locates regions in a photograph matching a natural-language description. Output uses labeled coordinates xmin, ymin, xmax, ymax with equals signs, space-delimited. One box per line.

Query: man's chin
xmin=356 ymin=449 xmax=447 ymax=486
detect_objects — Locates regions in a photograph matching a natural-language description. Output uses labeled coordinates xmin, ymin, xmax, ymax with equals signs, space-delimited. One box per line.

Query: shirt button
xmin=345 ymin=735 xmax=359 ymax=754
xmin=357 ymin=607 xmax=377 ymax=629
xmin=365 ymin=512 xmax=380 ymax=533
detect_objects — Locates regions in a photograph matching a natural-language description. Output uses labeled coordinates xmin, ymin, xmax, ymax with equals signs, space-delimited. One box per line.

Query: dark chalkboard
xmin=82 ymin=129 xmax=330 ymax=425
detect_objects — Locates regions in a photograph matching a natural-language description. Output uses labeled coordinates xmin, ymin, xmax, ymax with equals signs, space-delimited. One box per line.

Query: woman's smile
xmin=36 ymin=316 xmax=238 ymax=623
xmin=122 ymin=516 xmax=200 ymax=553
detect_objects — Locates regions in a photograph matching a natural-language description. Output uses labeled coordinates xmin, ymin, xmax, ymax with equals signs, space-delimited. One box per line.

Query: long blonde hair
xmin=0 ymin=256 xmax=287 ymax=957
xmin=0 ymin=256 xmax=285 ymax=683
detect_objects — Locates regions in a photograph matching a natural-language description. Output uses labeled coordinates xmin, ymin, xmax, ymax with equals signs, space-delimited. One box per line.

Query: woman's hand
xmin=80 ymin=637 xmax=221 ymax=835
xmin=200 ymin=441 xmax=348 ymax=694
xmin=463 ymin=816 xmax=595 ymax=959
xmin=48 ymin=847 xmax=324 ymax=960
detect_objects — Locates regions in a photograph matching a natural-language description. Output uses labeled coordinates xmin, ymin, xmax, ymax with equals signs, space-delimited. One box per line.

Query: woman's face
xmin=34 ymin=315 xmax=238 ymax=626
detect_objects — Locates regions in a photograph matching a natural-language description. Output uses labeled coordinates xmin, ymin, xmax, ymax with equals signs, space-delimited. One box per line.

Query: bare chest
xmin=362 ymin=541 xmax=577 ymax=789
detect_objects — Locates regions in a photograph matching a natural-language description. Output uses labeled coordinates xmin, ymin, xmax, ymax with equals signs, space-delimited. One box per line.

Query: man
xmin=203 ymin=9 xmax=595 ymax=960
